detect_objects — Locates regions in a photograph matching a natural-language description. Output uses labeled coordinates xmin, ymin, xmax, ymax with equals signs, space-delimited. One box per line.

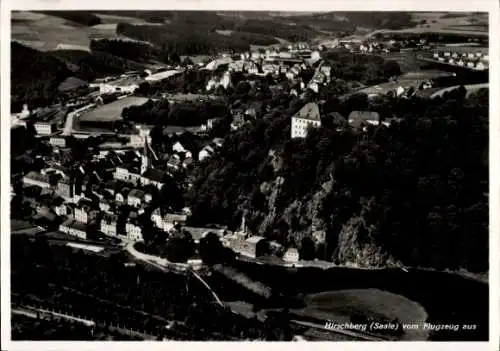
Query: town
xmin=9 ymin=10 xmax=489 ymax=343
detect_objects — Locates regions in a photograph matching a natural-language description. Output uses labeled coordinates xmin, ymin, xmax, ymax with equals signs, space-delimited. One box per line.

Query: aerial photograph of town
xmin=7 ymin=9 xmax=489 ymax=343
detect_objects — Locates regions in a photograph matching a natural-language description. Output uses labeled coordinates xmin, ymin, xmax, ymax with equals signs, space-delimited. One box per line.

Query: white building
xmin=308 ymin=82 xmax=319 ymax=93
xmin=127 ymin=189 xmax=146 ymax=208
xmin=125 ymin=222 xmax=143 ymax=241
xmin=74 ymin=205 xmax=98 ymax=224
xmin=172 ymin=141 xmax=189 ymax=154
xmin=283 ymin=248 xmax=299 ymax=263
xmin=59 ymin=219 xmax=87 ymax=240
xmin=49 ymin=136 xmax=67 ymax=148
xmin=23 ymin=171 xmax=52 ymax=188
xmin=151 ymin=210 xmax=187 ymax=232
xmin=291 ymin=102 xmax=322 ymax=139
xmin=476 ymin=61 xmax=487 ymax=70
xmin=206 ymin=71 xmax=232 ymax=91
xmin=198 ymin=145 xmax=215 ymax=161
xmin=101 ymin=214 xmax=119 ymax=236
xmin=129 ymin=134 xmax=145 ymax=148
xmin=34 ymin=120 xmax=58 ymax=136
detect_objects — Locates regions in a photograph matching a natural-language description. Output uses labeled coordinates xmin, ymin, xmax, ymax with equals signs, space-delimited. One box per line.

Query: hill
xmin=11 ymin=41 xmax=71 ymax=109
xmin=187 ymin=87 xmax=488 ymax=274
xmin=11 ymin=42 xmax=146 ymax=111
xmin=11 ymin=11 xmax=142 ymax=52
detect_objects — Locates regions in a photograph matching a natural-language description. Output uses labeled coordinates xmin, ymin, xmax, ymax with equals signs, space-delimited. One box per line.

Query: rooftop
xmin=164 ymin=213 xmax=188 ymax=222
xmin=145 ymin=70 xmax=182 ymax=82
xmin=62 ymin=219 xmax=88 ymax=232
xmin=24 ymin=171 xmax=51 ymax=183
xmin=348 ymin=111 xmax=380 ymax=123
xmin=293 ymin=102 xmax=321 ymax=121
xmin=128 ymin=189 xmax=146 ymax=199
xmin=246 ymin=236 xmax=267 ymax=244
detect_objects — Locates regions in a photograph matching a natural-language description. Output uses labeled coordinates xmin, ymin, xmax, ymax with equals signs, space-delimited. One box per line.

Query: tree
xmin=164 ymin=230 xmax=195 ymax=262
xmin=299 ymin=236 xmax=316 ymax=260
xmin=170 ymin=52 xmax=181 ymax=64
xmin=383 ymin=60 xmax=401 ymax=78
xmin=135 ymin=82 xmax=152 ymax=96
xmin=198 ymin=232 xmax=224 ymax=265
xmin=182 ymin=56 xmax=194 ymax=67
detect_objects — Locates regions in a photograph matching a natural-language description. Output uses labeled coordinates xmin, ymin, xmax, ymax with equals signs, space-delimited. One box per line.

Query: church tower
xmin=141 ymin=138 xmax=151 ymax=175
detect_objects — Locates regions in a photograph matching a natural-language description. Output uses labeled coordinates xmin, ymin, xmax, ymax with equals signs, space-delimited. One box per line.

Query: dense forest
xmin=228 ymin=19 xmax=317 ymax=42
xmin=50 ymin=49 xmax=146 ymax=80
xmin=11 ymin=43 xmax=146 ymax=111
xmin=187 ymin=87 xmax=488 ymax=273
xmin=324 ymin=52 xmax=402 ymax=85
xmin=116 ymin=23 xmax=277 ymax=56
xmin=99 ymin=11 xmax=417 ymax=40
xmin=121 ymin=98 xmax=229 ymax=127
xmin=11 ymin=42 xmax=71 ymax=110
xmin=89 ymin=39 xmax=163 ymax=63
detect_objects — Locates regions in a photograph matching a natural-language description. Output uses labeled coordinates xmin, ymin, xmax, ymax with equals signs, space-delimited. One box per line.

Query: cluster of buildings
xmin=290 ymin=102 xmax=392 ymax=138
xmin=431 ymin=47 xmax=489 ymax=70
xmin=90 ymin=68 xmax=183 ymax=94
xmin=205 ymin=42 xmax=327 ymax=93
xmin=17 ymin=129 xmax=303 ymax=263
xmin=12 ymin=105 xmax=68 ymax=137
xmin=327 ymin=38 xmax=417 ymax=54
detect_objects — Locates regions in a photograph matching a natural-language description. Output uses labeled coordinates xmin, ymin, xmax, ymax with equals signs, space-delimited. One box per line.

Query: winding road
xmin=125 ymin=240 xmax=225 ymax=307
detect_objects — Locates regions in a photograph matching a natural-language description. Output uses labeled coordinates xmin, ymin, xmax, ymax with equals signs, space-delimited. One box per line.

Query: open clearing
xmin=79 ymin=96 xmax=149 ymax=122
xmin=291 ymin=289 xmax=429 ymax=340
xmin=11 ymin=11 xmax=152 ymax=52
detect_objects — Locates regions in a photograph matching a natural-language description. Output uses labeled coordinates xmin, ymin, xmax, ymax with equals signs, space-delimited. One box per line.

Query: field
xmin=291 ymin=289 xmax=429 ymax=340
xmin=78 ymin=96 xmax=149 ymax=122
xmin=378 ymin=51 xmax=426 ymax=72
xmin=356 ymin=70 xmax=455 ymax=96
xmin=95 ymin=13 xmax=163 ymax=25
xmin=11 ymin=11 xmax=147 ymax=52
xmin=366 ymin=12 xmax=488 ymax=38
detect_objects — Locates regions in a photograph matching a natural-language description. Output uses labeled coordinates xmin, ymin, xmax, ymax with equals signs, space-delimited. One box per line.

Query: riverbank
xmin=236 ymin=254 xmax=488 ymax=284
xmin=212 ymin=259 xmax=488 ymax=341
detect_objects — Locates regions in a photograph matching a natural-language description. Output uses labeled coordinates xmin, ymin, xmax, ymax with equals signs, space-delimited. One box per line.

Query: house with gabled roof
xmin=291 ymin=102 xmax=322 ymax=138
xmin=101 ymin=214 xmax=119 ymax=237
xmin=127 ymin=189 xmax=146 ymax=208
xmin=151 ymin=208 xmax=188 ymax=232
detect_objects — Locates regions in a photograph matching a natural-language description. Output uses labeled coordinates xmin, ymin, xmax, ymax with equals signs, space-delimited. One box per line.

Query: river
xmin=207 ymin=260 xmax=488 ymax=341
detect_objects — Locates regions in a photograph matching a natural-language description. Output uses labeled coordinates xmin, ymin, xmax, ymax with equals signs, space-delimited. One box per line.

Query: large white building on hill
xmin=291 ymin=102 xmax=321 ymax=138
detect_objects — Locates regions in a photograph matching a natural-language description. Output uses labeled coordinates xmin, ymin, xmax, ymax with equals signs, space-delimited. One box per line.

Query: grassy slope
xmin=11 ymin=11 xmax=146 ymax=52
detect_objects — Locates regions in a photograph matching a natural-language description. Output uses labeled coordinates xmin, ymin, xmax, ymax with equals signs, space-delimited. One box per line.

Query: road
xmin=125 ymin=240 xmax=225 ymax=307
